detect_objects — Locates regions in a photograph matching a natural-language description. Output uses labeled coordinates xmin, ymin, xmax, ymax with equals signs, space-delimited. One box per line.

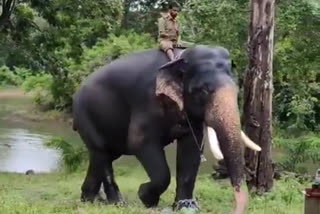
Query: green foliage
xmin=22 ymin=74 xmax=54 ymax=109
xmin=274 ymin=135 xmax=320 ymax=173
xmin=30 ymin=0 xmax=124 ymax=58
xmin=0 ymin=66 xmax=23 ymax=86
xmin=0 ymin=3 xmax=39 ymax=70
xmin=273 ymin=0 xmax=320 ymax=132
xmin=13 ymin=67 xmax=34 ymax=80
xmin=1 ymin=0 xmax=124 ymax=109
xmin=181 ymin=0 xmax=249 ymax=78
xmin=45 ymin=137 xmax=88 ymax=172
xmin=69 ymin=31 xmax=156 ymax=88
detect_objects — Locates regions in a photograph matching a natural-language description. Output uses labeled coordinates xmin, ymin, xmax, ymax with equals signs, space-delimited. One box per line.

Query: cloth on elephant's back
xmin=155 ymin=68 xmax=183 ymax=112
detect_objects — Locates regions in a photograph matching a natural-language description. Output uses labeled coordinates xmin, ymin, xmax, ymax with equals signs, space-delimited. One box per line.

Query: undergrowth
xmin=0 ymin=166 xmax=309 ymax=214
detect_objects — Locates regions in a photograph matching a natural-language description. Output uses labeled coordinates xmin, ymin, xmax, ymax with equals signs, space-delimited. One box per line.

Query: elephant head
xmin=155 ymin=45 xmax=261 ymax=214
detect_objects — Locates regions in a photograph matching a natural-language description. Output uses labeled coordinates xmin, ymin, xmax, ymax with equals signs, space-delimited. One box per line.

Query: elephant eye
xmin=192 ymin=87 xmax=209 ymax=100
xmin=216 ymin=62 xmax=224 ymax=69
xmin=202 ymin=88 xmax=208 ymax=95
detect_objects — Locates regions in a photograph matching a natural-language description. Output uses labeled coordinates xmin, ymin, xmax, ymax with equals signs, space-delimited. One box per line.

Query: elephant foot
xmin=114 ymin=198 xmax=128 ymax=207
xmin=110 ymin=194 xmax=127 ymax=207
xmin=174 ymin=199 xmax=200 ymax=212
xmin=81 ymin=185 xmax=107 ymax=203
xmin=80 ymin=192 xmax=96 ymax=203
xmin=100 ymin=200 xmax=127 ymax=207
xmin=138 ymin=183 xmax=160 ymax=208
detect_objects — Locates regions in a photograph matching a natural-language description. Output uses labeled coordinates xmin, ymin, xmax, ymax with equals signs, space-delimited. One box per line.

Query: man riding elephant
xmin=158 ymin=1 xmax=182 ymax=61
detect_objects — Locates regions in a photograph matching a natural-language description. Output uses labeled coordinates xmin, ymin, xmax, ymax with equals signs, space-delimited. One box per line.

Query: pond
xmin=0 ymin=127 xmax=60 ymax=173
xmin=0 ymin=88 xmax=76 ymax=173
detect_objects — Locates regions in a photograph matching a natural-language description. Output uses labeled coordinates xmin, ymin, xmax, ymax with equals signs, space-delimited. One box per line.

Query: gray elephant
xmin=72 ymin=45 xmax=261 ymax=213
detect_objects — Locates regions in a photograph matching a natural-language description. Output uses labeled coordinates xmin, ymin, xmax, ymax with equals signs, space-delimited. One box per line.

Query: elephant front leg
xmin=174 ymin=128 xmax=203 ymax=211
xmin=136 ymin=143 xmax=171 ymax=208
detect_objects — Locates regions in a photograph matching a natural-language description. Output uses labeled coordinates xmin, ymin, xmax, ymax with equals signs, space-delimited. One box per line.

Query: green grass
xmin=0 ymin=166 xmax=309 ymax=214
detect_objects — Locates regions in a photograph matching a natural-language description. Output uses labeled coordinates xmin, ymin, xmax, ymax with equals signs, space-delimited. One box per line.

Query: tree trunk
xmin=121 ymin=0 xmax=133 ymax=28
xmin=0 ymin=0 xmax=16 ymax=29
xmin=242 ymin=0 xmax=275 ymax=194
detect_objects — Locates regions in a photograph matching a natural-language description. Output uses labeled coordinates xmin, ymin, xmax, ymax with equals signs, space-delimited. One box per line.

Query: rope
xmin=184 ymin=112 xmax=207 ymax=162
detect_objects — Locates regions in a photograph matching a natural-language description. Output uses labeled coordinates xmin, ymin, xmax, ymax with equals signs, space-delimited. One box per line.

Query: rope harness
xmin=184 ymin=112 xmax=207 ymax=163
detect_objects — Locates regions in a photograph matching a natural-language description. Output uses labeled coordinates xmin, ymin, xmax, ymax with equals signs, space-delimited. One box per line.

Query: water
xmin=0 ymin=89 xmax=69 ymax=173
xmin=0 ymin=127 xmax=60 ymax=173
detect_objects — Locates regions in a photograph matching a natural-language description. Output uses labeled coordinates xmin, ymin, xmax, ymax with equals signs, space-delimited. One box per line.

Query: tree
xmin=242 ymin=0 xmax=275 ymax=193
xmin=0 ymin=0 xmax=16 ymax=28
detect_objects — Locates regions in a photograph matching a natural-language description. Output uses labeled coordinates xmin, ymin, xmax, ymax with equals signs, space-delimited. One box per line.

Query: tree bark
xmin=0 ymin=0 xmax=16 ymax=28
xmin=242 ymin=0 xmax=275 ymax=194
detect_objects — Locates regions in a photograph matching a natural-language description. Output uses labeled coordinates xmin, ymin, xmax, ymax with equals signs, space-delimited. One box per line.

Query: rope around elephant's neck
xmin=184 ymin=112 xmax=207 ymax=162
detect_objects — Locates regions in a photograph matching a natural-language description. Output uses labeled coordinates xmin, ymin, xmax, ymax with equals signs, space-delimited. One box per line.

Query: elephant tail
xmin=72 ymin=92 xmax=79 ymax=132
xmin=72 ymin=120 xmax=77 ymax=131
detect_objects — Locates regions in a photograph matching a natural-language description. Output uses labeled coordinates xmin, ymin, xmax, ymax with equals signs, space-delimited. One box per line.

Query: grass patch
xmin=0 ymin=166 xmax=309 ymax=214
xmin=0 ymin=87 xmax=72 ymax=123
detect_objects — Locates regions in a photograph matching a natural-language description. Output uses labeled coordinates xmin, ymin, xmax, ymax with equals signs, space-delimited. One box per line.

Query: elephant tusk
xmin=241 ymin=131 xmax=261 ymax=152
xmin=206 ymin=126 xmax=224 ymax=160
xmin=204 ymin=127 xmax=260 ymax=160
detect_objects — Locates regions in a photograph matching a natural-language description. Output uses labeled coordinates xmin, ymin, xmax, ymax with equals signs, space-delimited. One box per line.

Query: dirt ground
xmin=0 ymin=88 xmax=32 ymax=99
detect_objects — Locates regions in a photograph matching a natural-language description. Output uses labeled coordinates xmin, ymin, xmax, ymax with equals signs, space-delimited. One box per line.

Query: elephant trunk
xmin=205 ymin=85 xmax=247 ymax=214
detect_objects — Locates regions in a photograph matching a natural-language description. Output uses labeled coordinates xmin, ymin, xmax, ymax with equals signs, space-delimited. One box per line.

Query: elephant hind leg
xmin=77 ymin=114 xmax=122 ymax=203
xmin=136 ymin=144 xmax=171 ymax=208
xmin=81 ymin=150 xmax=122 ymax=204
xmin=102 ymin=156 xmax=123 ymax=204
xmin=77 ymin=117 xmax=106 ymax=202
xmin=81 ymin=150 xmax=106 ymax=202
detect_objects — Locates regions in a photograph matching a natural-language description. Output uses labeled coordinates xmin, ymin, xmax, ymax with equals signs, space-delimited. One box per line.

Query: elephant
xmin=72 ymin=45 xmax=261 ymax=213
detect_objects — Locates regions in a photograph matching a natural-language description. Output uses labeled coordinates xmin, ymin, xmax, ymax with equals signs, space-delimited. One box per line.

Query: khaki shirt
xmin=158 ymin=13 xmax=180 ymax=42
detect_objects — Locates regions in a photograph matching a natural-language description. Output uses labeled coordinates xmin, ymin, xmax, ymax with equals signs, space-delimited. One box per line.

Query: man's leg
xmin=166 ymin=49 xmax=175 ymax=61
xmin=160 ymin=40 xmax=175 ymax=61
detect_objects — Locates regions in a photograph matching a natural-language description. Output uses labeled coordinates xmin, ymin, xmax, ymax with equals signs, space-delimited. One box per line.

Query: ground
xmin=0 ymin=87 xmax=71 ymax=123
xmin=0 ymin=165 xmax=309 ymax=214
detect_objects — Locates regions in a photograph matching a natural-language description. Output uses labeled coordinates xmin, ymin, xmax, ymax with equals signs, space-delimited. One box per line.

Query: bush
xmin=0 ymin=66 xmax=23 ymax=86
xmin=22 ymin=74 xmax=54 ymax=109
xmin=45 ymin=137 xmax=88 ymax=172
xmin=13 ymin=66 xmax=34 ymax=80
xmin=274 ymin=135 xmax=320 ymax=173
xmin=70 ymin=31 xmax=156 ymax=87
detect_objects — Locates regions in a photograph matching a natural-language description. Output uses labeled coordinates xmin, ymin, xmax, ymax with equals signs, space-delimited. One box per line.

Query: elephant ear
xmin=155 ymin=58 xmax=186 ymax=112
